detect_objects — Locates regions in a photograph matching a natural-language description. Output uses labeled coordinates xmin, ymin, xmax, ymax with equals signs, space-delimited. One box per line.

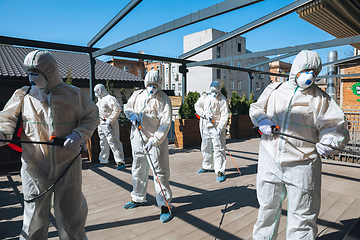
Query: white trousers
xmin=130 ymin=129 xmax=172 ymax=208
xmin=253 ymin=144 xmax=321 ymax=240
xmin=98 ymin=122 xmax=124 ymax=165
xmin=200 ymin=126 xmax=226 ymax=174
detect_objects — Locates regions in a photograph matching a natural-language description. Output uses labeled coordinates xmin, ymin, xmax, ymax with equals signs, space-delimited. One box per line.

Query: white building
xmin=161 ymin=62 xmax=182 ymax=96
xmin=182 ymin=28 xmax=270 ymax=99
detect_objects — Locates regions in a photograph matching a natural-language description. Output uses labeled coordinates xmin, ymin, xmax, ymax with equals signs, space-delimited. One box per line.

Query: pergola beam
xmin=179 ymin=0 xmax=313 ymax=60
xmin=92 ymin=0 xmax=263 ymax=58
xmin=186 ymin=34 xmax=360 ymax=68
xmin=87 ymin=0 xmax=142 ymax=47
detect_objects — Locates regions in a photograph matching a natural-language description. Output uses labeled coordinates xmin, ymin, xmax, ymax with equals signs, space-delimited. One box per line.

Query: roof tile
xmin=0 ymin=45 xmax=143 ymax=82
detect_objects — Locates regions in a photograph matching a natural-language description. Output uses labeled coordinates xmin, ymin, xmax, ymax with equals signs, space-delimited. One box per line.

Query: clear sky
xmin=0 ymin=0 xmax=354 ymax=75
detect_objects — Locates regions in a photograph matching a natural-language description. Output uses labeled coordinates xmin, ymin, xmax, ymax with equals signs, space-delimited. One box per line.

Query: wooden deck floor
xmin=1 ymin=137 xmax=360 ymax=239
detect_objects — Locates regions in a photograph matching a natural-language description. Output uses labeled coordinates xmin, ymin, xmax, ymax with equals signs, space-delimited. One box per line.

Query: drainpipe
xmin=327 ymin=51 xmax=338 ymax=101
xmin=168 ymin=63 xmax=171 ymax=90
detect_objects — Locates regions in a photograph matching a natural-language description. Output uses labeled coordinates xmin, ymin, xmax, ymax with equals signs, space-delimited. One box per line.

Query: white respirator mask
xmin=211 ymin=91 xmax=220 ymax=98
xmin=296 ymin=71 xmax=315 ymax=89
xmin=147 ymin=85 xmax=158 ymax=96
xmin=29 ymin=72 xmax=48 ymax=88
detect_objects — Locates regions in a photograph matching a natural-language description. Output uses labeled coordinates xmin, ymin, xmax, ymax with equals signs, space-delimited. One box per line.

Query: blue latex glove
xmin=144 ymin=140 xmax=154 ymax=152
xmin=63 ymin=132 xmax=82 ymax=150
xmin=259 ymin=118 xmax=275 ymax=136
xmin=130 ymin=114 xmax=139 ymax=126
xmin=105 ymin=119 xmax=111 ymax=126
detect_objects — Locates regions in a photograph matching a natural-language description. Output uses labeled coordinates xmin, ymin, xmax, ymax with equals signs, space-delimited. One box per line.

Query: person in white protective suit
xmin=123 ymin=70 xmax=173 ymax=223
xmin=93 ymin=83 xmax=125 ymax=170
xmin=250 ymin=50 xmax=349 ymax=240
xmin=194 ymin=81 xmax=230 ymax=182
xmin=0 ymin=50 xmax=99 ymax=239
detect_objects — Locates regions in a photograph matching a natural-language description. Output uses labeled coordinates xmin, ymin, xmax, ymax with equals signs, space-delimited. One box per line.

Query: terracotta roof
xmin=0 ymin=45 xmax=143 ymax=82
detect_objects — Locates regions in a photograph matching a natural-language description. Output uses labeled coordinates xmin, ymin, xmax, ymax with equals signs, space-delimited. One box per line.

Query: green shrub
xmin=179 ymin=91 xmax=200 ymax=119
xmin=220 ymin=82 xmax=227 ymax=99
xmin=230 ymin=91 xmax=255 ymax=115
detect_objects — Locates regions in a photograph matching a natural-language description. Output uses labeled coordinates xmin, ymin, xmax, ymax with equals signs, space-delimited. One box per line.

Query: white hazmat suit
xmin=94 ymin=83 xmax=125 ymax=169
xmin=124 ymin=70 xmax=173 ymax=222
xmin=195 ymin=81 xmax=230 ymax=182
xmin=250 ymin=50 xmax=349 ymax=239
xmin=0 ymin=50 xmax=99 ymax=239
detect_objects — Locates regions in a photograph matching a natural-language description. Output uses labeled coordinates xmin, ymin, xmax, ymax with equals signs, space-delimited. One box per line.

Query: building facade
xmin=108 ymin=57 xmax=146 ymax=79
xmin=269 ymin=61 xmax=291 ymax=83
xmin=183 ymin=28 xmax=270 ymax=100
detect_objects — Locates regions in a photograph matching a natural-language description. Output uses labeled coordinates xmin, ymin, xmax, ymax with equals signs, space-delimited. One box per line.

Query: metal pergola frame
xmin=1 ymin=0 xmax=359 ymax=102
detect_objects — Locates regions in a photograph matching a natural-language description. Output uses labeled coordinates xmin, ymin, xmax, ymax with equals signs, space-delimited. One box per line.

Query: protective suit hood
xmin=209 ymin=81 xmax=220 ymax=93
xmin=94 ymin=83 xmax=109 ymax=98
xmin=23 ymin=50 xmax=63 ymax=90
xmin=289 ymin=50 xmax=322 ymax=89
xmin=144 ymin=70 xmax=161 ymax=89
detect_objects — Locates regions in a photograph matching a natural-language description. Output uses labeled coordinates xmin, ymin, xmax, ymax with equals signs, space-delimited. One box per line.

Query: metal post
xmin=247 ymin=72 xmax=253 ymax=99
xmin=89 ymin=53 xmax=96 ymax=101
xmin=168 ymin=63 xmax=171 ymax=90
xmin=181 ymin=63 xmax=187 ymax=104
xmin=326 ymin=51 xmax=338 ymax=101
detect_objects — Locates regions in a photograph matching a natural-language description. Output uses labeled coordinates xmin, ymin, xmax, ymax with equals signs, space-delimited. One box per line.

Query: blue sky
xmin=0 ymin=0 xmax=354 ymax=74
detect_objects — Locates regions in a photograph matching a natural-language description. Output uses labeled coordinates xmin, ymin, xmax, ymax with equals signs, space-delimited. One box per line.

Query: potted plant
xmin=229 ymin=91 xmax=256 ymax=139
xmin=174 ymin=91 xmax=201 ymax=149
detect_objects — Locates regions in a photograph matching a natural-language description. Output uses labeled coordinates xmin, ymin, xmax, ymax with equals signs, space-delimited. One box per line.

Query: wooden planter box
xmin=87 ymin=122 xmax=132 ymax=163
xmin=229 ymin=115 xmax=256 ymax=139
xmin=174 ymin=118 xmax=201 ymax=149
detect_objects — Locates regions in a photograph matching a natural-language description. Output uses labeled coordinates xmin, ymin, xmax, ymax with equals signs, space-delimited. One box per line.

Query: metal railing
xmin=326 ymin=108 xmax=360 ymax=163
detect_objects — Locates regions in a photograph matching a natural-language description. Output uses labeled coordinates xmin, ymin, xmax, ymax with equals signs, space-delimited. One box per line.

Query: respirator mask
xmin=296 ymin=70 xmax=315 ymax=89
xmin=29 ymin=71 xmax=48 ymax=88
xmin=147 ymin=85 xmax=158 ymax=96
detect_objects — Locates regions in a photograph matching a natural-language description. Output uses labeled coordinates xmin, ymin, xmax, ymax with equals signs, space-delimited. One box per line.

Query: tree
xmin=105 ymin=79 xmax=115 ymax=96
xmin=220 ymin=81 xmax=227 ymax=98
xmin=120 ymin=88 xmax=127 ymax=105
xmin=229 ymin=91 xmax=255 ymax=115
xmin=179 ymin=91 xmax=200 ymax=119
xmin=66 ymin=67 xmax=73 ymax=85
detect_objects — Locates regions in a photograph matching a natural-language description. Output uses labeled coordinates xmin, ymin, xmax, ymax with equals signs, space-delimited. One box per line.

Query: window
xmin=123 ymin=66 xmax=129 ymax=72
xmin=237 ymin=81 xmax=241 ymax=90
xmin=178 ymin=83 xmax=182 ymax=92
xmin=230 ymin=81 xmax=234 ymax=90
xmin=238 ymin=43 xmax=241 ymax=52
xmin=260 ymin=66 xmax=264 ymax=78
xmin=166 ymin=68 xmax=169 ymax=76
xmin=230 ymin=61 xmax=234 ymax=73
xmin=172 ymin=84 xmax=175 ymax=90
xmin=216 ymin=46 xmax=221 ymax=58
xmin=166 ymin=84 xmax=168 ymax=89
xmin=172 ymin=66 xmax=175 ymax=74
xmin=217 ymin=69 xmax=221 ymax=79
xmin=237 ymin=61 xmax=241 ymax=68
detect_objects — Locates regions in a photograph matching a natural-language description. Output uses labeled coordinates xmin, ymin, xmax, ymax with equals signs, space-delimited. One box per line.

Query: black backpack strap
xmin=274 ymin=82 xmax=283 ymax=90
xmin=26 ymin=86 xmax=32 ymax=94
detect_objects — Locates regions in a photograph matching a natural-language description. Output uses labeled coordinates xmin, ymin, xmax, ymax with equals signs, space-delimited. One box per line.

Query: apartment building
xmin=183 ymin=28 xmax=270 ymax=99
